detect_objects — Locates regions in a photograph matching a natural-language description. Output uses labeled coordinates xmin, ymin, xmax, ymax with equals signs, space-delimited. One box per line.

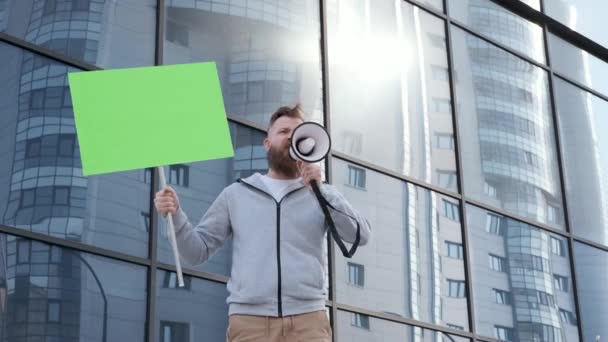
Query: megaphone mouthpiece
xmin=297 ymin=137 xmax=316 ymax=156
xmin=289 ymin=122 xmax=331 ymax=163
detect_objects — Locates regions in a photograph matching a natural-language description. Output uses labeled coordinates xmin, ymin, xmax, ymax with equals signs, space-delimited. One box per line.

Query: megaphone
xmin=289 ymin=121 xmax=361 ymax=258
xmin=289 ymin=122 xmax=331 ymax=163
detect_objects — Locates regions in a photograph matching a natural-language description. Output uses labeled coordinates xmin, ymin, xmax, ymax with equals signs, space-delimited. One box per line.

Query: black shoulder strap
xmin=311 ymin=181 xmax=360 ymax=258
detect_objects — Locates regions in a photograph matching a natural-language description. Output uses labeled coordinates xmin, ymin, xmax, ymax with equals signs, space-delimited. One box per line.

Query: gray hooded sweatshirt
xmin=172 ymin=172 xmax=371 ymax=317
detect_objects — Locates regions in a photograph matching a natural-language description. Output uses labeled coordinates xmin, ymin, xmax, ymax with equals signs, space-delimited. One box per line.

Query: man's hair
xmin=268 ymin=104 xmax=305 ymax=131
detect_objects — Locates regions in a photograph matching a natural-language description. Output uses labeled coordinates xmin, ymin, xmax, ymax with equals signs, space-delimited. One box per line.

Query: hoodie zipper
xmin=238 ymin=179 xmax=305 ymax=317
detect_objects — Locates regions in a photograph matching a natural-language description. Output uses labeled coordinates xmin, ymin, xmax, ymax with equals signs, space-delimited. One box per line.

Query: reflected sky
xmin=544 ymin=0 xmax=608 ymax=49
xmin=548 ymin=32 xmax=608 ymax=98
xmin=553 ymin=78 xmax=608 ymax=246
xmin=328 ymin=0 xmax=458 ymax=192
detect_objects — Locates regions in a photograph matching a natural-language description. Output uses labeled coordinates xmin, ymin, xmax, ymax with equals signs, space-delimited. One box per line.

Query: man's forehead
xmin=273 ymin=116 xmax=304 ymax=130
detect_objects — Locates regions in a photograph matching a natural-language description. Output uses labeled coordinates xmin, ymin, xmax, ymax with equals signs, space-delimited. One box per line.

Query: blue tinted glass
xmin=0 ymin=42 xmax=151 ymax=257
xmin=0 ymin=233 xmax=148 ymax=341
xmin=156 ymin=270 xmax=229 ymax=341
xmin=163 ymin=0 xmax=323 ymax=126
xmin=574 ymin=242 xmax=608 ymax=342
xmin=0 ymin=0 xmax=156 ymax=68
xmin=467 ymin=205 xmax=579 ymax=341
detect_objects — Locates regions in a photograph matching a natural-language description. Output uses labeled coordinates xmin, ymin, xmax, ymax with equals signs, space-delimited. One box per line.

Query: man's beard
xmin=267 ymin=144 xmax=299 ymax=178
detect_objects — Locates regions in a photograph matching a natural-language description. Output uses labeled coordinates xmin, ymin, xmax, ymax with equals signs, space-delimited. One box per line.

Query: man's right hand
xmin=154 ymin=186 xmax=180 ymax=216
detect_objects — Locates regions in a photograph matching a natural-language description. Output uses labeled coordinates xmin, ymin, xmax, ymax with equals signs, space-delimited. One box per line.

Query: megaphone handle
xmin=157 ymin=166 xmax=185 ymax=287
xmin=310 ymin=180 xmax=360 ymax=258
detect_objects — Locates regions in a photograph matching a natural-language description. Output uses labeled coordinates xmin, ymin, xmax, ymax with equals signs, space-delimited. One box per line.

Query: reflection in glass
xmin=158 ymin=123 xmax=267 ymax=276
xmin=549 ymin=33 xmax=608 ymax=98
xmin=163 ymin=0 xmax=323 ymax=126
xmin=467 ymin=205 xmax=579 ymax=342
xmin=451 ymin=27 xmax=565 ymax=229
xmin=0 ymin=42 xmax=151 ymax=257
xmin=333 ymin=159 xmax=469 ymax=330
xmin=448 ymin=0 xmax=545 ymax=64
xmin=0 ymin=233 xmax=147 ymax=341
xmin=327 ymin=0 xmax=458 ymax=192
xmin=337 ymin=310 xmax=468 ymax=342
xmin=417 ymin=0 xmax=444 ymax=12
xmin=0 ymin=0 xmax=156 ymax=68
xmin=553 ymin=78 xmax=608 ymax=246
xmin=544 ymin=0 xmax=608 ymax=49
xmin=156 ymin=270 xmax=228 ymax=342
xmin=574 ymin=242 xmax=608 ymax=342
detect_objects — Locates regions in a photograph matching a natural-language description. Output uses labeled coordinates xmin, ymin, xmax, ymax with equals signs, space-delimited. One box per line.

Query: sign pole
xmin=157 ymin=166 xmax=185 ymax=287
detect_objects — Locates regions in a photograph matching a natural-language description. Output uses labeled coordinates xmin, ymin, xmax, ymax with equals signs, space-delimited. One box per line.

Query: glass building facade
xmin=0 ymin=0 xmax=607 ymax=341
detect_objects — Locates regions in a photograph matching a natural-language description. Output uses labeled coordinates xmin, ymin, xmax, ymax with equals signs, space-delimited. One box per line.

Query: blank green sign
xmin=68 ymin=62 xmax=234 ymax=176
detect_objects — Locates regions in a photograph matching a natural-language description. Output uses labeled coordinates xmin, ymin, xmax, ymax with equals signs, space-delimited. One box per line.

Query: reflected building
xmin=0 ymin=0 xmax=319 ymax=341
xmin=456 ymin=1 xmax=577 ymax=341
xmin=333 ymin=157 xmax=468 ymax=341
xmin=549 ymin=1 xmax=608 ymax=245
xmin=328 ymin=0 xmax=465 ymax=340
xmin=164 ymin=0 xmax=323 ymax=124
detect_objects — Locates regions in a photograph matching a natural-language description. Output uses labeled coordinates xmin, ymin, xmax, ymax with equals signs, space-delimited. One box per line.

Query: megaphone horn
xmin=289 ymin=122 xmax=331 ymax=163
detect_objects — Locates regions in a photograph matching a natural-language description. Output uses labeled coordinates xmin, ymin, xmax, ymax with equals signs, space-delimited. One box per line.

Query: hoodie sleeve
xmin=320 ymin=184 xmax=371 ymax=246
xmin=170 ymin=188 xmax=232 ymax=266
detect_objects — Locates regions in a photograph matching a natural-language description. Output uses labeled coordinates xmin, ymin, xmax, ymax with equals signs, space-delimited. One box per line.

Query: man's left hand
xmin=297 ymin=161 xmax=323 ymax=191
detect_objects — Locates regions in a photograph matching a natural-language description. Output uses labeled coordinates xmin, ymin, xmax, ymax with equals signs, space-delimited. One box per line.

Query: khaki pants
xmin=226 ymin=310 xmax=332 ymax=342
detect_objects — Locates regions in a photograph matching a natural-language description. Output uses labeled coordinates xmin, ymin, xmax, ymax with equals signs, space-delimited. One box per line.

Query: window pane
xmin=418 ymin=0 xmax=444 ymax=12
xmin=156 ymin=270 xmax=228 ymax=342
xmin=0 ymin=0 xmax=155 ymax=68
xmin=467 ymin=205 xmax=579 ymax=341
xmin=553 ymin=78 xmax=608 ymax=246
xmin=333 ymin=159 xmax=469 ymax=330
xmin=548 ymin=33 xmax=608 ymax=98
xmin=347 ymin=165 xmax=366 ymax=189
xmin=158 ymin=123 xmax=268 ymax=276
xmin=574 ymin=242 xmax=608 ymax=341
xmin=544 ymin=1 xmax=608 ymax=49
xmin=328 ymin=1 xmax=458 ymax=192
xmin=163 ymin=0 xmax=322 ymax=127
xmin=337 ymin=310 xmax=469 ymax=342
xmin=347 ymin=262 xmax=364 ymax=287
xmin=448 ymin=0 xmax=545 ymax=63
xmin=452 ymin=27 xmax=565 ymax=229
xmin=0 ymin=43 xmax=151 ymax=257
xmin=0 ymin=234 xmax=147 ymax=341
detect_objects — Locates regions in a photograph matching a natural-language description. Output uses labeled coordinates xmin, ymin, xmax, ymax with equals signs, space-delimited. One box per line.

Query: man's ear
xmin=263 ymin=137 xmax=270 ymax=152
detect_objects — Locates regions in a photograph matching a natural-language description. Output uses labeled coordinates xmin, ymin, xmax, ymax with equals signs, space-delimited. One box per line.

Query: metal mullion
xmin=146 ymin=166 xmax=158 ymax=342
xmin=330 ymin=151 xmax=462 ymax=201
xmin=318 ymin=0 xmax=339 ymax=339
xmin=449 ymin=19 xmax=550 ymax=71
xmin=570 ymin=236 xmax=608 ymax=253
xmin=552 ymin=72 xmax=608 ymax=104
xmin=444 ymin=1 xmax=477 ymax=334
xmin=488 ymin=0 xmax=608 ymax=64
xmin=402 ymin=0 xmax=447 ymax=20
xmin=542 ymin=19 xmax=586 ymax=342
xmin=155 ymin=0 xmax=166 ymax=66
xmin=0 ymin=32 xmax=100 ymax=71
xmin=0 ymin=223 xmax=152 ymax=267
xmin=156 ymin=261 xmax=229 ymax=284
xmin=336 ymin=303 xmax=476 ymax=340
xmin=147 ymin=0 xmax=165 ymax=338
xmin=464 ymin=198 xmax=570 ymax=238
xmin=226 ymin=114 xmax=268 ymax=134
